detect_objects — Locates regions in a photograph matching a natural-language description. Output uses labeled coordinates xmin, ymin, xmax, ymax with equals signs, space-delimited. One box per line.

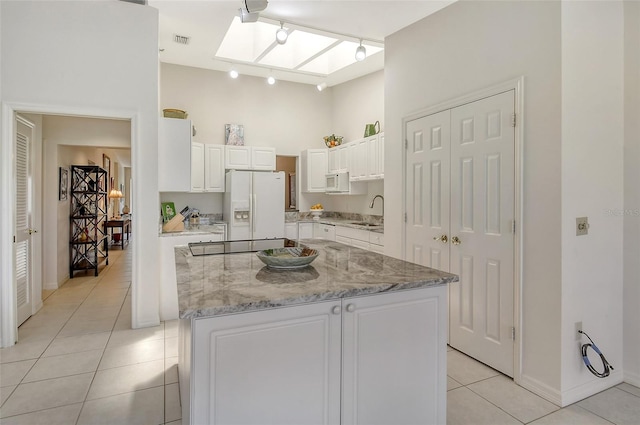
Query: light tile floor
xmin=1 ymin=242 xmax=638 ymax=424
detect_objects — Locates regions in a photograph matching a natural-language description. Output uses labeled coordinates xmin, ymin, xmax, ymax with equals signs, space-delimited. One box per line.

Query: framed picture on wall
xmin=102 ymin=154 xmax=111 ymax=191
xmin=225 ymin=124 xmax=244 ymax=146
xmin=59 ymin=167 xmax=68 ymax=201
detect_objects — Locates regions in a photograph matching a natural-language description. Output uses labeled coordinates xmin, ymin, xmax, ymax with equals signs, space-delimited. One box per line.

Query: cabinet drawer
xmin=350 ymin=238 xmax=370 ymax=250
xmin=369 ymin=232 xmax=384 ymax=246
xmin=335 ymin=226 xmax=369 ymax=242
xmin=314 ymin=223 xmax=336 ymax=241
xmin=369 ymin=243 xmax=384 ymax=254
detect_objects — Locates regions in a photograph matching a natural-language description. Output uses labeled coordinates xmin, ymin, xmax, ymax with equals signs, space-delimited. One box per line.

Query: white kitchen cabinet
xmin=341 ymin=288 xmax=446 ymax=425
xmin=159 ymin=118 xmax=192 ymax=192
xmin=328 ymin=144 xmax=350 ymax=173
xmin=349 ymin=139 xmax=368 ymax=181
xmin=159 ymin=232 xmax=224 ymax=320
xmin=224 ymin=145 xmax=276 ymax=171
xmin=204 ymin=144 xmax=225 ymax=191
xmin=191 ymin=143 xmax=225 ymax=192
xmin=298 ymin=221 xmax=313 ymax=239
xmin=328 ymin=147 xmax=339 ymax=173
xmin=251 ymin=146 xmax=276 ymax=170
xmin=366 ymin=133 xmax=384 ymax=180
xmin=313 ymin=222 xmax=336 ymax=240
xmin=224 ymin=145 xmax=251 ymax=169
xmin=191 ymin=142 xmax=205 ymax=192
xmin=187 ymin=301 xmax=342 ymax=425
xmin=182 ymin=287 xmax=446 ymax=425
xmin=285 ymin=222 xmax=298 ymax=240
xmin=301 ymin=149 xmax=328 ymax=193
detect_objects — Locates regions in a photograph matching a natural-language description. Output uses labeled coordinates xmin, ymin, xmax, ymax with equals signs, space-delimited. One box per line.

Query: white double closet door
xmin=405 ymin=90 xmax=515 ymax=376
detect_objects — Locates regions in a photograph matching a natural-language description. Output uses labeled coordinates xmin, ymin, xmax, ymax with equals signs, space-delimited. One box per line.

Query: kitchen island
xmin=177 ymin=239 xmax=458 ymax=425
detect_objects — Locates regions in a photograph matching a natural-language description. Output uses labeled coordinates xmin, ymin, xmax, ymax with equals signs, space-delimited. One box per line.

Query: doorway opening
xmin=276 ymin=155 xmax=298 ymax=212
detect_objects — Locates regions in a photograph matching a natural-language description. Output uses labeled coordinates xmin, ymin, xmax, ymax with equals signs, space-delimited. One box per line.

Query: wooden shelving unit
xmin=69 ymin=165 xmax=109 ymax=277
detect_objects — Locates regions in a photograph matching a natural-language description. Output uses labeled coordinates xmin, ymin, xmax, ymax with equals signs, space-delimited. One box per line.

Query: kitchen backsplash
xmin=290 ymin=211 xmax=383 ymax=225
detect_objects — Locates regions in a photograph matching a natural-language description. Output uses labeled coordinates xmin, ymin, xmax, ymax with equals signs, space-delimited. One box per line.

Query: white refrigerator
xmin=224 ymin=170 xmax=285 ymax=241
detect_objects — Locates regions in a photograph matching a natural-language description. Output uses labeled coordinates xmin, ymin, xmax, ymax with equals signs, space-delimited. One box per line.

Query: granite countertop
xmin=160 ymin=222 xmax=226 ymax=237
xmin=296 ymin=218 xmax=384 ymax=233
xmin=176 ymin=239 xmax=457 ymax=319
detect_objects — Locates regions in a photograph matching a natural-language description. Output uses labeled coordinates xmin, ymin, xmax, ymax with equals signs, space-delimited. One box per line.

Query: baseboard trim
xmin=560 ymin=370 xmax=623 ymax=406
xmin=624 ymin=369 xmax=640 ymax=387
xmin=519 ymin=374 xmax=562 ymax=406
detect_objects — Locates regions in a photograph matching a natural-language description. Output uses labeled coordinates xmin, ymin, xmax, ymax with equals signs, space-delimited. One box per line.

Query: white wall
xmin=331 ymin=70 xmax=384 ymax=142
xmin=623 ymin=0 xmax=640 ymax=387
xmin=385 ymin=0 xmax=564 ymax=400
xmin=160 ymin=63 xmax=385 ymax=216
xmin=1 ymin=1 xmax=160 ymax=336
xmin=160 ymin=64 xmax=332 ymax=155
xmin=560 ymin=1 xmax=625 ymax=403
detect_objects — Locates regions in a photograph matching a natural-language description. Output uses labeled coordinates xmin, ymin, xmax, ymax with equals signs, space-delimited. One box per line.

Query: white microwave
xmin=326 ymin=171 xmax=350 ymax=193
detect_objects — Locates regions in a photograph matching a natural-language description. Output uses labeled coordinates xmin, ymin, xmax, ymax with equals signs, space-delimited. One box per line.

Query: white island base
xmin=179 ymin=286 xmax=447 ymax=425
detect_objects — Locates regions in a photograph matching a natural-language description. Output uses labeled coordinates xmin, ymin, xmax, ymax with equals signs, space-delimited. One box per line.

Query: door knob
xmin=346 ymin=303 xmax=356 ymax=313
xmin=27 ymin=228 xmax=38 ymax=235
xmin=331 ymin=305 xmax=341 ymax=315
xmin=433 ymin=235 xmax=448 ymax=243
xmin=451 ymin=236 xmax=461 ymax=245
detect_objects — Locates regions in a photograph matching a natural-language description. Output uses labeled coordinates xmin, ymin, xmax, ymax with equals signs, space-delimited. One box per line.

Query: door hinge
xmin=512 ymin=220 xmax=516 ymax=233
xmin=511 ymin=113 xmax=516 ymax=128
xmin=404 ymin=139 xmax=408 ymax=149
xmin=404 ymin=212 xmax=407 ymax=223
xmin=511 ymin=327 xmax=516 ymax=340
xmin=13 ymin=235 xmax=16 ymax=243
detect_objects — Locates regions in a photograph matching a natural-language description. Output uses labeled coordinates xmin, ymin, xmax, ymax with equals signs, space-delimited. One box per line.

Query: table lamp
xmin=109 ymin=189 xmax=123 ymax=219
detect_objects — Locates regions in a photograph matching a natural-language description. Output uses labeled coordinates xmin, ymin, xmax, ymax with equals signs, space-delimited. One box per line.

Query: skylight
xmin=215 ymin=17 xmax=384 ymax=76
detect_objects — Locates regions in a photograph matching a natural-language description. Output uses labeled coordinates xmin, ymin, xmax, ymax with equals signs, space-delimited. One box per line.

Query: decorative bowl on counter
xmin=256 ymin=247 xmax=319 ymax=269
xmin=310 ymin=209 xmax=324 ymax=220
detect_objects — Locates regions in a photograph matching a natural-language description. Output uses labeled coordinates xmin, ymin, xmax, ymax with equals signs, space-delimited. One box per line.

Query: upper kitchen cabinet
xmin=159 ymin=118 xmax=192 ymax=192
xmin=191 ymin=143 xmax=225 ymax=192
xmin=301 ymin=149 xmax=327 ymax=193
xmin=224 ymin=146 xmax=276 ymax=171
xmin=366 ymin=132 xmax=384 ymax=179
xmin=327 ymin=143 xmax=349 ymax=173
xmin=347 ymin=133 xmax=384 ymax=181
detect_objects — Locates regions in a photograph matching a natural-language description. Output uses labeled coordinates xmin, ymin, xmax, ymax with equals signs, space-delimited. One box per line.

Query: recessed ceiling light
xmin=267 ymin=76 xmax=276 ymax=85
xmin=230 ymin=69 xmax=239 ymax=79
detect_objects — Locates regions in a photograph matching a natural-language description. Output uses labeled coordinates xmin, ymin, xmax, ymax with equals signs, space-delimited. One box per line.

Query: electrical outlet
xmin=575 ymin=321 xmax=583 ymax=340
xmin=576 ymin=217 xmax=589 ymax=236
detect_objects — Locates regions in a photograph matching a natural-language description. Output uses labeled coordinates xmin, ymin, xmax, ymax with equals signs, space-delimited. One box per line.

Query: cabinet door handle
xmin=346 ymin=303 xmax=356 ymax=313
xmin=332 ymin=305 xmax=341 ymax=315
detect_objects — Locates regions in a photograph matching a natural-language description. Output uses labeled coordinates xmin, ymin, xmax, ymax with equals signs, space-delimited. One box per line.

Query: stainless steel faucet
xmin=369 ymin=195 xmax=384 ymax=216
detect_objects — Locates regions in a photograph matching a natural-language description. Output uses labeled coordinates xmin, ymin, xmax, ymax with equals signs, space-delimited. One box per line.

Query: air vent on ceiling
xmin=173 ymin=34 xmax=191 ymax=45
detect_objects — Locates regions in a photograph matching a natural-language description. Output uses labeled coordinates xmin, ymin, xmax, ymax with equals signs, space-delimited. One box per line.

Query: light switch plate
xmin=576 ymin=217 xmax=589 ymax=236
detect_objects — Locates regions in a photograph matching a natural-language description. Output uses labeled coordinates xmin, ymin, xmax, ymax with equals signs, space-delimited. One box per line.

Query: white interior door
xmin=15 ymin=116 xmax=35 ymax=326
xmin=404 ymin=90 xmax=516 ymax=377
xmin=449 ymin=91 xmax=515 ymax=376
xmin=405 ymin=110 xmax=451 ymax=271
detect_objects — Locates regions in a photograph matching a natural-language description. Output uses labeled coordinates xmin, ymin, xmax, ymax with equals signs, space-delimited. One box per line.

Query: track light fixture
xmin=355 ymin=39 xmax=366 ymax=61
xmin=267 ymin=75 xmax=276 ymax=85
xmin=229 ymin=69 xmax=239 ymax=79
xmin=276 ymin=22 xmax=288 ymax=45
xmin=316 ymin=82 xmax=327 ymax=92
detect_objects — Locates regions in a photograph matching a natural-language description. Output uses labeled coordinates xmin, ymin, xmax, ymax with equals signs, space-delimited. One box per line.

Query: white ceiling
xmin=149 ymin=0 xmax=456 ymax=87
